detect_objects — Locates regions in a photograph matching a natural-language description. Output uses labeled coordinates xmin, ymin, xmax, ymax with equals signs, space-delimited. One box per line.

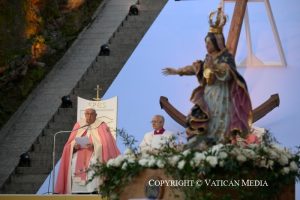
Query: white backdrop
xmin=77 ymin=96 xmax=118 ymax=138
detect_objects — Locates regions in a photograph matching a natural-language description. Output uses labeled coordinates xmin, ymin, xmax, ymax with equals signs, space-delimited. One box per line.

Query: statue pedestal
xmin=119 ymin=169 xmax=295 ymax=199
xmin=119 ymin=169 xmax=183 ymax=200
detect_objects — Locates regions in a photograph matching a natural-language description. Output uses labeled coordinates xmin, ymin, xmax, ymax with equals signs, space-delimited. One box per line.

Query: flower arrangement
xmin=90 ymin=130 xmax=300 ymax=200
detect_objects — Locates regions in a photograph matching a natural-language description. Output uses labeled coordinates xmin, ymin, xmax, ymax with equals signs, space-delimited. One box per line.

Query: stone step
xmin=113 ymin=30 xmax=145 ymax=40
xmin=50 ymin=116 xmax=76 ymax=125
xmin=117 ymin=21 xmax=148 ymax=32
xmin=57 ymin=108 xmax=75 ymax=115
xmin=109 ymin=43 xmax=138 ymax=54
xmin=3 ymin=182 xmax=43 ymax=194
xmin=121 ymin=21 xmax=153 ymax=29
xmin=36 ymin=134 xmax=69 ymax=146
xmin=10 ymin=174 xmax=48 ymax=184
xmin=29 ymin=151 xmax=52 ymax=161
xmin=140 ymin=0 xmax=167 ymax=7
xmin=128 ymin=10 xmax=159 ymax=18
xmin=87 ymin=67 xmax=125 ymax=79
xmin=42 ymin=127 xmax=73 ymax=136
xmin=32 ymin=142 xmax=65 ymax=155
xmin=83 ymin=62 xmax=125 ymax=75
xmin=77 ymin=73 xmax=121 ymax=88
xmin=90 ymin=57 xmax=123 ymax=67
xmin=122 ymin=13 xmax=153 ymax=24
xmin=47 ymin=120 xmax=74 ymax=129
xmin=32 ymin=143 xmax=52 ymax=153
xmin=116 ymin=26 xmax=142 ymax=34
xmin=93 ymin=56 xmax=128 ymax=66
xmin=16 ymin=166 xmax=51 ymax=174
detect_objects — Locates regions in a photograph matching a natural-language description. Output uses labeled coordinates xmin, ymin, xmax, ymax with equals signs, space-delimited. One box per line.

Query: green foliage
xmin=116 ymin=128 xmax=139 ymax=154
xmin=18 ymin=66 xmax=45 ymax=97
xmin=0 ymin=0 xmax=27 ymax=66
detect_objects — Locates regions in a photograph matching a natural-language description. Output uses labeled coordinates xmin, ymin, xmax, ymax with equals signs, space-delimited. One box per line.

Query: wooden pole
xmin=226 ymin=0 xmax=248 ymax=56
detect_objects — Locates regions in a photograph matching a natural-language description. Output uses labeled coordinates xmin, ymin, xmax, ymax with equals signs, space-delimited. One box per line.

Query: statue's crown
xmin=209 ymin=6 xmax=227 ymax=34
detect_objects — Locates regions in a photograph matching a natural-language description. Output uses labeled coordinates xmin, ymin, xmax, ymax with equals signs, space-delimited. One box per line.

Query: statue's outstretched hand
xmin=162 ymin=67 xmax=177 ymax=76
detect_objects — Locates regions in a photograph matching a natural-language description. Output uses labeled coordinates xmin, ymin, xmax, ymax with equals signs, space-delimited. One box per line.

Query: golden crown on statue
xmin=209 ymin=6 xmax=227 ymax=34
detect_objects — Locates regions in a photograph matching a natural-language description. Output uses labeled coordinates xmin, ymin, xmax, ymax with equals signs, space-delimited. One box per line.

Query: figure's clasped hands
xmin=192 ymin=60 xmax=202 ymax=68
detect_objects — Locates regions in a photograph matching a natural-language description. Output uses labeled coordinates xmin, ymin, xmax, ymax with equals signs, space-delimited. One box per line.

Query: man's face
xmin=205 ymin=38 xmax=216 ymax=54
xmin=85 ymin=109 xmax=97 ymax=125
xmin=151 ymin=116 xmax=164 ymax=130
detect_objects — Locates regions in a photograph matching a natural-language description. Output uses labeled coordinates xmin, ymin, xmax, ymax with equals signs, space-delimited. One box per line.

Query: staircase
xmin=0 ymin=0 xmax=167 ymax=194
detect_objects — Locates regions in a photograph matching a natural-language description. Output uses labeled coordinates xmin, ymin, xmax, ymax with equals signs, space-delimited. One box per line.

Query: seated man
xmin=140 ymin=115 xmax=174 ymax=154
xmin=55 ymin=108 xmax=120 ymax=194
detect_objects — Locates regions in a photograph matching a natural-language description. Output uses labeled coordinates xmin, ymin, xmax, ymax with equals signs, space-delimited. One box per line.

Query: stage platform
xmin=0 ymin=195 xmax=105 ymax=200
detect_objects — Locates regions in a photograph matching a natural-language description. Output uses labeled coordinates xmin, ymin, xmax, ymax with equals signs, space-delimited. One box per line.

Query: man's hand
xmin=86 ymin=143 xmax=94 ymax=150
xmin=74 ymin=143 xmax=81 ymax=150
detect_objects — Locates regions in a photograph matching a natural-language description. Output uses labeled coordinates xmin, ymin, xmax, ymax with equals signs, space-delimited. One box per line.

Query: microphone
xmin=51 ymin=124 xmax=89 ymax=194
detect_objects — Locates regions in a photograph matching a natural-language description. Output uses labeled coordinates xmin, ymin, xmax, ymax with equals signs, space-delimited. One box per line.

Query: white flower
xmin=148 ymin=156 xmax=156 ymax=167
xmin=272 ymin=145 xmax=293 ymax=159
xmin=193 ymin=152 xmax=206 ymax=165
xmin=286 ymin=151 xmax=293 ymax=159
xmin=247 ymin=143 xmax=259 ymax=149
xmin=218 ymin=152 xmax=228 ymax=159
xmin=271 ymin=144 xmax=285 ymax=153
xmin=141 ymin=152 xmax=151 ymax=158
xmin=106 ymin=158 xmax=115 ymax=167
xmin=278 ymin=155 xmax=289 ymax=166
xmin=182 ymin=149 xmax=191 ymax=157
xmin=178 ymin=160 xmax=186 ymax=169
xmin=263 ymin=146 xmax=269 ymax=153
xmin=206 ymin=156 xmax=218 ymax=167
xmin=190 ymin=160 xmax=195 ymax=168
xmin=259 ymin=159 xmax=267 ymax=168
xmin=121 ymin=162 xmax=128 ymax=170
xmin=219 ymin=160 xmax=225 ymax=167
xmin=268 ymin=150 xmax=279 ymax=160
xmin=127 ymin=158 xmax=136 ymax=164
xmin=156 ymin=159 xmax=165 ymax=168
xmin=289 ymin=161 xmax=298 ymax=172
xmin=106 ymin=156 xmax=125 ymax=167
xmin=168 ymin=155 xmax=181 ymax=167
xmin=99 ymin=178 xmax=104 ymax=186
xmin=113 ymin=155 xmax=125 ymax=167
xmin=267 ymin=160 xmax=274 ymax=169
xmin=230 ymin=147 xmax=240 ymax=156
xmin=124 ymin=148 xmax=134 ymax=155
xmin=138 ymin=158 xmax=148 ymax=167
xmin=241 ymin=149 xmax=256 ymax=160
xmin=281 ymin=167 xmax=290 ymax=175
xmin=211 ymin=144 xmax=224 ymax=154
xmin=236 ymin=154 xmax=247 ymax=163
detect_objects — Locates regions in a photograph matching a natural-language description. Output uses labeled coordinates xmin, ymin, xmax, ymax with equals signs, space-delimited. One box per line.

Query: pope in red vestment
xmin=55 ymin=108 xmax=120 ymax=194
